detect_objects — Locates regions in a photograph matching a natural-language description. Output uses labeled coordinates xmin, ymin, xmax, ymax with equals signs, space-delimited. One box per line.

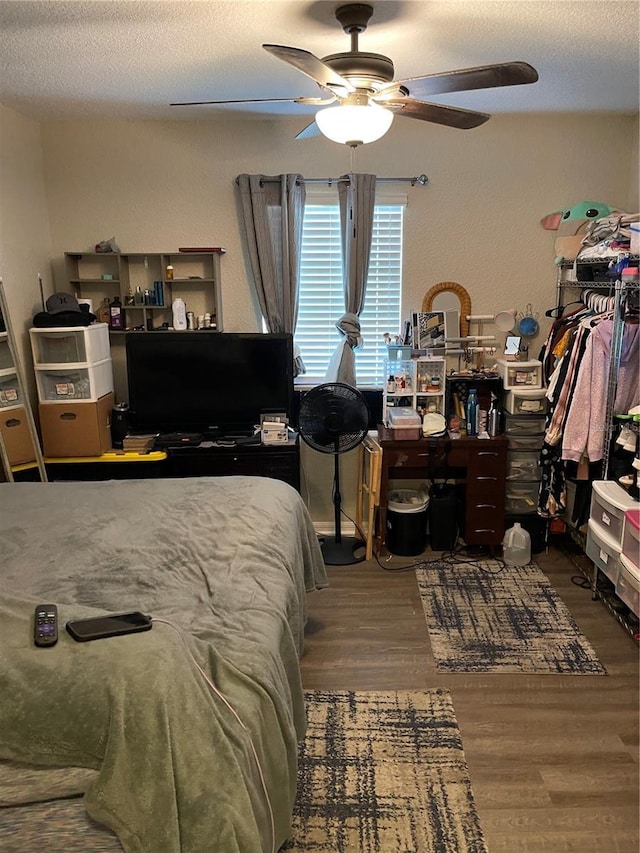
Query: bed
xmin=0 ymin=476 xmax=327 ymax=853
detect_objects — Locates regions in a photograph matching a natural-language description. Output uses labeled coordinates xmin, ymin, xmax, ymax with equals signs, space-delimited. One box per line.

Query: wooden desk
xmin=376 ymin=426 xmax=507 ymax=550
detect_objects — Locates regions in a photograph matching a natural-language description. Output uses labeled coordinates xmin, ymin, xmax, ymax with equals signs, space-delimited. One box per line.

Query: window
xmin=295 ymin=199 xmax=404 ymax=386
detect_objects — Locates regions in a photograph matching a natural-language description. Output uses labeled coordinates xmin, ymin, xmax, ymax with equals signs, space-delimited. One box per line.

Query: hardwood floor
xmin=300 ymin=542 xmax=639 ymax=853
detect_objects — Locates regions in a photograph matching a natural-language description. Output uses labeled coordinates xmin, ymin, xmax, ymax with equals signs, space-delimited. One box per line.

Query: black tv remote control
xmin=34 ymin=604 xmax=58 ymax=647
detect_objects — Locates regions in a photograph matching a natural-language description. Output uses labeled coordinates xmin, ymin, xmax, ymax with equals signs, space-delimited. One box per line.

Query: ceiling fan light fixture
xmin=315 ymin=102 xmax=393 ymax=146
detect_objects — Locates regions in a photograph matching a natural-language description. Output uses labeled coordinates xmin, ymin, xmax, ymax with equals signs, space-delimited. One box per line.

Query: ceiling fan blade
xmin=295 ymin=121 xmax=322 ymax=140
xmin=377 ymin=97 xmax=490 ymax=129
xmin=387 ymin=61 xmax=539 ymax=100
xmin=171 ymin=97 xmax=306 ymax=106
xmin=263 ymin=44 xmax=354 ymax=95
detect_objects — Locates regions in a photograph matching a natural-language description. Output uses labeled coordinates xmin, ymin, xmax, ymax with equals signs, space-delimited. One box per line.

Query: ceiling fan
xmin=171 ymin=3 xmax=539 ymax=147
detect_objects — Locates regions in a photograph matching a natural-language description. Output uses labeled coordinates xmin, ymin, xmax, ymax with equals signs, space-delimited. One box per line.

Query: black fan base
xmin=321 ymin=536 xmax=366 ymax=566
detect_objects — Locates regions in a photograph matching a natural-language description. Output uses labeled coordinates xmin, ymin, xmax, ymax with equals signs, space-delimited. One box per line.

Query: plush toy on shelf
xmin=540 ymin=200 xmax=624 ymax=263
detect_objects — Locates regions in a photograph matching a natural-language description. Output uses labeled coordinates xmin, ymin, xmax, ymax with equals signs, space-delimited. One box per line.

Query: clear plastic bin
xmin=504 ymin=389 xmax=548 ymax=415
xmin=0 ymin=370 xmax=22 ymax=408
xmin=506 ymin=450 xmax=541 ymax=481
xmin=621 ymin=509 xmax=640 ymax=569
xmin=589 ymin=481 xmax=637 ymax=547
xmin=507 ymin=434 xmax=545 ymax=451
xmin=497 ymin=359 xmax=542 ymax=390
xmin=0 ymin=338 xmax=13 ymax=371
xmin=585 ymin=519 xmax=622 ymax=585
xmin=503 ymin=414 xmax=547 ymax=435
xmin=35 ymin=358 xmax=113 ymax=402
xmin=616 ymin=554 xmax=640 ymax=618
xmin=505 ymin=481 xmax=540 ymax=513
xmin=30 ymin=324 xmax=110 ymax=366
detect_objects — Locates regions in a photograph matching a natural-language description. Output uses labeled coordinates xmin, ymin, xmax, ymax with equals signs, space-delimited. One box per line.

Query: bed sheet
xmin=0 ymin=476 xmax=327 ymax=852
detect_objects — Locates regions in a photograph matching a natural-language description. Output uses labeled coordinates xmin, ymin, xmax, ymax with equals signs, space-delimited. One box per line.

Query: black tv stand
xmin=166 ymin=434 xmax=300 ymax=491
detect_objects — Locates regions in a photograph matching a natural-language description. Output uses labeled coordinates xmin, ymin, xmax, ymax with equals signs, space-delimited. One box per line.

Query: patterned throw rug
xmin=282 ymin=689 xmax=487 ymax=853
xmin=416 ymin=559 xmax=606 ymax=674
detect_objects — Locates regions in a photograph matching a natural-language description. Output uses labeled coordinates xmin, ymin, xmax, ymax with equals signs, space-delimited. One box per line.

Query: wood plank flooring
xmin=300 ymin=542 xmax=639 ymax=853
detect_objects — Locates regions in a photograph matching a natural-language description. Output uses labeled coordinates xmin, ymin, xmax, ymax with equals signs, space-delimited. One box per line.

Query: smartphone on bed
xmin=66 ymin=611 xmax=152 ymax=642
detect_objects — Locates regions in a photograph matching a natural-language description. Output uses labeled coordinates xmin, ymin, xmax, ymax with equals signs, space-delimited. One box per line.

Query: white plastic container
xmin=172 ymin=298 xmax=187 ymax=330
xmin=30 ymin=324 xmax=111 ymax=366
xmin=503 ymin=522 xmax=531 ymax=566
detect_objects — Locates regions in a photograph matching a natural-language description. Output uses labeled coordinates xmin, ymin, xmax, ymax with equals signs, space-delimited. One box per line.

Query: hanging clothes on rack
xmin=536 ymin=291 xmax=622 ymax=519
xmin=563 ymin=317 xmax=639 ymax=463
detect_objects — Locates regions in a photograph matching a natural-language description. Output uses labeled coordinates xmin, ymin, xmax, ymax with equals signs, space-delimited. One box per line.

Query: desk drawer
xmin=467 ymin=447 xmax=507 ymax=495
xmin=466 ymin=500 xmax=505 ymax=544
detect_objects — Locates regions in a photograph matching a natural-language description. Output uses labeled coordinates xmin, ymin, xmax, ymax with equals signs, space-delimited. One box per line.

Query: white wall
xmin=0 ymin=104 xmax=53 ymax=398
xmin=1 ymin=107 xmax=637 ymax=520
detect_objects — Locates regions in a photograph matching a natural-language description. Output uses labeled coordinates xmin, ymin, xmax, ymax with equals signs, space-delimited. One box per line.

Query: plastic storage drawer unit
xmin=497 ymin=359 xmax=542 ymax=390
xmin=622 ymin=509 xmax=640 ymax=569
xmin=504 ymin=389 xmax=548 ymax=415
xmin=589 ymin=481 xmax=638 ymax=547
xmin=504 ymin=414 xmax=547 ymax=436
xmin=616 ymin=554 xmax=640 ymax=618
xmin=585 ymin=519 xmax=622 ymax=585
xmin=30 ymin=324 xmax=111 ymax=366
xmin=35 ymin=358 xmax=114 ymax=402
xmin=0 ymin=370 xmax=22 ymax=408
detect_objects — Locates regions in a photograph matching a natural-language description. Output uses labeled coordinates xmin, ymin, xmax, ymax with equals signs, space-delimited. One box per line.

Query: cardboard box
xmin=0 ymin=406 xmax=37 ymax=465
xmin=40 ymin=392 xmax=113 ymax=457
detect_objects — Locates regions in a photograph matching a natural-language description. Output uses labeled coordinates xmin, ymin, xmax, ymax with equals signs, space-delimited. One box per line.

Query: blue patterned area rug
xmin=282 ymin=689 xmax=487 ymax=853
xmin=416 ymin=559 xmax=606 ymax=674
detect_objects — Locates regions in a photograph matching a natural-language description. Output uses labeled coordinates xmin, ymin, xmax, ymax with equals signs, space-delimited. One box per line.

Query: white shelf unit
xmin=382 ymin=356 xmax=445 ymax=426
xmin=30 ymin=325 xmax=114 ymax=403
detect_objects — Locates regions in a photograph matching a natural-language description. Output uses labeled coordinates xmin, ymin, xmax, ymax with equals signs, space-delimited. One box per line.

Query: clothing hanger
xmin=545 ymin=300 xmax=583 ymax=318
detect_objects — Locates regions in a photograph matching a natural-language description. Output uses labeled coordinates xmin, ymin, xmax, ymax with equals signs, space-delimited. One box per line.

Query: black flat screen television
xmin=126 ymin=331 xmax=294 ymax=436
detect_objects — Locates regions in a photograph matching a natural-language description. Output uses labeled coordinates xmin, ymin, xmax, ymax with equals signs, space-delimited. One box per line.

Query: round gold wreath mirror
xmin=421 ymin=281 xmax=472 ymax=339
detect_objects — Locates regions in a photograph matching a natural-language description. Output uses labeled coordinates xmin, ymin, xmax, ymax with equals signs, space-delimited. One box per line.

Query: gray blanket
xmin=0 ymin=477 xmax=327 ymax=852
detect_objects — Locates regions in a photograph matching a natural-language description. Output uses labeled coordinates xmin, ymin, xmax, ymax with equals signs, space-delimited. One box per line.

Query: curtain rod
xmin=236 ymin=174 xmax=429 ymax=187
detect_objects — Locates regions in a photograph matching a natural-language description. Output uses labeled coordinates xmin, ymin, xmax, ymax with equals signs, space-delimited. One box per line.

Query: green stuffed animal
xmin=540 ymin=200 xmax=624 ymax=262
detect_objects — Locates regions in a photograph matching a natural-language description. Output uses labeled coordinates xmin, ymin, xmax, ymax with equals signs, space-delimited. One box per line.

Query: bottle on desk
xmin=488 ymin=392 xmax=500 ymax=437
xmin=465 ymin=388 xmax=479 ymax=437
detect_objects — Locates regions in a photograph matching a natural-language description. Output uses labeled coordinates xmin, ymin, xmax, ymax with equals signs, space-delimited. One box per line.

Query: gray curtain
xmin=325 ymin=173 xmax=376 ymax=386
xmin=236 ymin=173 xmax=306 ymax=375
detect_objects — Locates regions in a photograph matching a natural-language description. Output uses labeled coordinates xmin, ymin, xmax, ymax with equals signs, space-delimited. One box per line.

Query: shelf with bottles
xmin=62 ymin=250 xmax=224 ymax=333
xmin=382 ymin=356 xmax=445 ymax=426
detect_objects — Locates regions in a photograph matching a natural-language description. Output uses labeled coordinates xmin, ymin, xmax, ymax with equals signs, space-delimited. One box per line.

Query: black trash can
xmin=386 ymin=490 xmax=429 ymax=556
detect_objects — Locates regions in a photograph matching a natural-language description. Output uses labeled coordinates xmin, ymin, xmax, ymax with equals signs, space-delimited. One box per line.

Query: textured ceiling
xmin=0 ymin=0 xmax=638 ymax=122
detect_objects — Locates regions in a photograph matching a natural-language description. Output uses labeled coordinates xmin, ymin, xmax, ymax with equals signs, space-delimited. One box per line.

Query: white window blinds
xmin=295 ymin=201 xmax=404 ymax=386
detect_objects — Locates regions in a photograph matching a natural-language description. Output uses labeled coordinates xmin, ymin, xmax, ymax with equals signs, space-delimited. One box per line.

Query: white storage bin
xmin=30 ymin=324 xmax=111 ymax=366
xmin=505 ymin=481 xmax=539 ymax=513
xmin=589 ymin=481 xmax=637 ymax=547
xmin=506 ymin=450 xmax=541 ymax=481
xmin=504 ymin=414 xmax=547 ymax=436
xmin=497 ymin=358 xmax=542 ymax=390
xmin=616 ymin=554 xmax=640 ymax=618
xmin=504 ymin=388 xmax=548 ymax=415
xmin=622 ymin=509 xmax=640 ymax=569
xmin=35 ymin=358 xmax=113 ymax=402
xmin=585 ymin=519 xmax=622 ymax=585
xmin=0 ymin=369 xmax=22 ymax=408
